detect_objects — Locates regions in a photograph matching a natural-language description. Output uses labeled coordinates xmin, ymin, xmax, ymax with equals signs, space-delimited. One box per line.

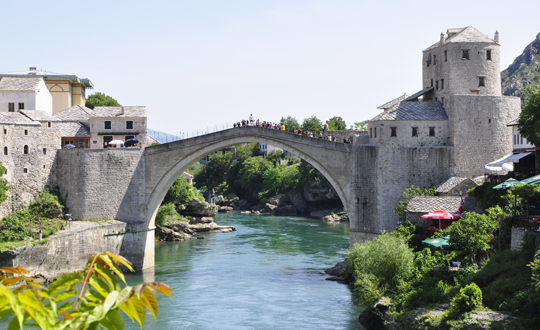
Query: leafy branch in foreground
xmin=0 ymin=251 xmax=172 ymax=329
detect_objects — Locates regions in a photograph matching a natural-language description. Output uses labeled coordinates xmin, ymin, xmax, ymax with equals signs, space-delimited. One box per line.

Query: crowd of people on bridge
xmin=232 ymin=114 xmax=352 ymax=144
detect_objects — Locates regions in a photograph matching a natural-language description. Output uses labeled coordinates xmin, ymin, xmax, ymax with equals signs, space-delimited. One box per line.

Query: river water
xmin=124 ymin=212 xmax=365 ymax=330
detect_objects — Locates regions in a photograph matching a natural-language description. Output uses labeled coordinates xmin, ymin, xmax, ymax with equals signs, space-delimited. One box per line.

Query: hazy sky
xmin=1 ymin=0 xmax=538 ymax=136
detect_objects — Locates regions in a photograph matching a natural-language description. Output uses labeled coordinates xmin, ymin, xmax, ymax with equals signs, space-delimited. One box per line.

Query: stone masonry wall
xmin=56 ymin=148 xmax=146 ymax=222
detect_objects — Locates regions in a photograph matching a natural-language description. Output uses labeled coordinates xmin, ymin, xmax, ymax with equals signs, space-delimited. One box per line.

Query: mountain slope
xmin=501 ymin=33 xmax=540 ymax=99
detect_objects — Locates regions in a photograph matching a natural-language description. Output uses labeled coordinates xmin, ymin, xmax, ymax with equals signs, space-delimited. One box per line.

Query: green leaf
xmin=113 ymin=287 xmax=134 ymax=309
xmin=52 ymin=289 xmax=78 ymax=303
xmin=0 ymin=284 xmax=25 ymax=328
xmin=99 ymin=254 xmax=126 ymax=285
xmin=140 ymin=287 xmax=158 ymax=319
xmin=103 ymin=309 xmax=125 ymax=330
xmin=85 ymin=289 xmax=105 ymax=302
xmin=119 ymin=294 xmax=146 ymax=327
xmin=94 ymin=263 xmax=119 ymax=291
xmin=7 ymin=315 xmax=21 ymax=330
xmin=48 ymin=272 xmax=82 ymax=296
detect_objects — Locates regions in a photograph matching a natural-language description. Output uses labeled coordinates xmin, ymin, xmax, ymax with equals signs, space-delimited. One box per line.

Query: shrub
xmin=155 ymin=203 xmax=184 ymax=227
xmin=347 ymin=233 xmax=415 ymax=305
xmin=163 ymin=176 xmax=203 ymax=205
xmin=450 ymin=283 xmax=483 ymax=312
xmin=215 ymin=181 xmax=230 ymax=195
xmin=0 ymin=210 xmax=32 ymax=242
xmin=28 ymin=190 xmax=64 ymax=217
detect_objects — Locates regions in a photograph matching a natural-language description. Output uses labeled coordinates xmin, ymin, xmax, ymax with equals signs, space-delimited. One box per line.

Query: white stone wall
xmin=0 ymin=80 xmax=52 ymax=114
xmin=89 ymin=117 xmax=147 ymax=148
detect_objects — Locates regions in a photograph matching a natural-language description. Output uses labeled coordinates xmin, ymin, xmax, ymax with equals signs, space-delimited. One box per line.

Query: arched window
xmin=24 ymin=145 xmax=28 ymax=154
xmin=3 ymin=147 xmax=7 ymax=155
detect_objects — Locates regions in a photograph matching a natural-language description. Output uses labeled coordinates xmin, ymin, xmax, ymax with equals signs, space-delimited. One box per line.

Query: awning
xmin=485 ymin=153 xmax=514 ymax=171
xmin=508 ymin=152 xmax=531 ymax=162
xmin=518 ymin=175 xmax=540 ymax=185
xmin=422 ymin=236 xmax=452 ymax=250
xmin=493 ymin=178 xmax=520 ymax=190
xmin=527 ymin=147 xmax=540 ymax=151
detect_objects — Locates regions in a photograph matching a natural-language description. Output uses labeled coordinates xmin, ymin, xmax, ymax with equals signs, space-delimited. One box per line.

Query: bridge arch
xmin=144 ymin=127 xmax=353 ymax=230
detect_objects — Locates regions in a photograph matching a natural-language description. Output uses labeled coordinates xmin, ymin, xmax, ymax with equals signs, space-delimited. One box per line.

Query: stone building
xmin=89 ymin=106 xmax=147 ymax=148
xmin=54 ymin=105 xmax=93 ymax=148
xmin=0 ymin=78 xmax=53 ymax=114
xmin=0 ymin=68 xmax=94 ymax=114
xmin=352 ymin=26 xmax=521 ymax=240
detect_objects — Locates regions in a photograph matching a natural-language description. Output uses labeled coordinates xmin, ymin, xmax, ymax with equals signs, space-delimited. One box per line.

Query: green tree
xmin=0 ymin=162 xmax=10 ymax=206
xmin=163 ymin=176 xmax=203 ymax=205
xmin=327 ymin=116 xmax=347 ymax=131
xmin=517 ymin=84 xmax=540 ymax=147
xmin=238 ymin=156 xmax=272 ymax=199
xmin=353 ymin=120 xmax=369 ymax=130
xmin=301 ymin=116 xmax=323 ymax=133
xmin=85 ymin=92 xmax=121 ymax=109
xmin=280 ymin=116 xmax=300 ymax=132
xmin=346 ymin=233 xmax=415 ymax=305
xmin=266 ymin=150 xmax=283 ymax=164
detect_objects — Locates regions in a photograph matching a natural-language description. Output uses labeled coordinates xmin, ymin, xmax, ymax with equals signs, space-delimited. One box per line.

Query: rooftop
xmin=370 ymin=101 xmax=448 ymax=122
xmin=507 ymin=117 xmax=519 ymax=127
xmin=91 ymin=106 xmax=147 ymax=118
xmin=0 ymin=112 xmax=40 ymax=126
xmin=406 ymin=196 xmax=482 ymax=214
xmin=57 ymin=122 xmax=91 ymax=138
xmin=0 ymin=68 xmax=93 ymax=89
xmin=377 ymin=94 xmax=409 ymax=111
xmin=0 ymin=77 xmax=43 ymax=92
xmin=54 ymin=105 xmax=93 ymax=122
xmin=20 ymin=110 xmax=60 ymax=122
xmin=424 ymin=26 xmax=498 ymax=52
xmin=436 ymin=177 xmax=476 ymax=193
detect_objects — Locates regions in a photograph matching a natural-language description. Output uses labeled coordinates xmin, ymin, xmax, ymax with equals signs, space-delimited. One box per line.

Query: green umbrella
xmin=493 ymin=178 xmax=520 ymax=190
xmin=518 ymin=175 xmax=540 ymax=185
xmin=422 ymin=236 xmax=452 ymax=250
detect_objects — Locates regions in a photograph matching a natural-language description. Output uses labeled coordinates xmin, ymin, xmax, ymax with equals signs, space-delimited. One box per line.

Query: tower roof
xmin=0 ymin=77 xmax=43 ymax=92
xmin=424 ymin=26 xmax=498 ymax=52
xmin=369 ymin=101 xmax=448 ymax=122
xmin=0 ymin=68 xmax=94 ymax=89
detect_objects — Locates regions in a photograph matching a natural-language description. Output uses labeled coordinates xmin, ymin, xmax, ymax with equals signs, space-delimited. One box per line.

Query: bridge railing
xmin=151 ymin=122 xmax=249 ymax=142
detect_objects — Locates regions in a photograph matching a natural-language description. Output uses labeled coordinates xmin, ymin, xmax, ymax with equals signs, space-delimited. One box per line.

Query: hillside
xmin=501 ymin=32 xmax=540 ymax=99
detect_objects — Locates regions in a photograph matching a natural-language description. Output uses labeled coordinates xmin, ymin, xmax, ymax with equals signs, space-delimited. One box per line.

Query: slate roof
xmin=0 ymin=112 xmax=40 ymax=125
xmin=404 ymin=87 xmax=434 ymax=101
xmin=57 ymin=122 xmax=91 ymax=137
xmin=0 ymin=77 xmax=43 ymax=91
xmin=91 ymin=106 xmax=146 ymax=118
xmin=377 ymin=94 xmax=409 ymax=110
xmin=424 ymin=26 xmax=497 ymax=52
xmin=146 ymin=135 xmax=160 ymax=145
xmin=436 ymin=177 xmax=468 ymax=193
xmin=406 ymin=196 xmax=482 ymax=214
xmin=54 ymin=105 xmax=93 ymax=122
xmin=19 ymin=110 xmax=60 ymax=122
xmin=507 ymin=117 xmax=518 ymax=127
xmin=370 ymin=101 xmax=448 ymax=122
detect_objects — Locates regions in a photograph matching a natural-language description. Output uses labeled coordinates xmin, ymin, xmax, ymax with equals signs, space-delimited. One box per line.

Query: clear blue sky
xmin=1 ymin=0 xmax=538 ymax=135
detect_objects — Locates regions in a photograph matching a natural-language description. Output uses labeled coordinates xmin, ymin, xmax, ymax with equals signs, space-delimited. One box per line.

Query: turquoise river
xmin=124 ymin=212 xmax=366 ymax=330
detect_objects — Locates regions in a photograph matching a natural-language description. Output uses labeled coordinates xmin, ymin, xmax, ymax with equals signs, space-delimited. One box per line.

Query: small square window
xmin=429 ymin=127 xmax=435 ymax=137
xmin=390 ymin=127 xmax=397 ymax=137
xmin=18 ymin=103 xmax=24 ymax=110
xmin=47 ymin=122 xmax=51 ymax=128
xmin=126 ymin=121 xmax=133 ymax=129
xmin=412 ymin=127 xmax=418 ymax=137
xmin=43 ymin=148 xmax=46 ymax=155
xmin=8 ymin=103 xmax=14 ymax=112
xmin=444 ymin=50 xmax=447 ymax=62
xmin=3 ymin=129 xmax=6 ymax=134
xmin=441 ymin=79 xmax=444 ymax=89
xmin=370 ymin=128 xmax=372 ymax=138
xmin=431 ymin=79 xmax=433 ymax=87
xmin=24 ymin=130 xmax=28 ymax=135
xmin=43 ymin=165 xmax=45 ymax=169
xmin=470 ymin=90 xmax=480 ymax=95
xmin=441 ymin=97 xmax=444 ymax=105
xmin=462 ymin=50 xmax=469 ymax=60
xmin=104 ymin=121 xmax=112 ymax=129
xmin=436 ymin=80 xmax=439 ymax=90
xmin=479 ymin=77 xmax=485 ymax=87
xmin=486 ymin=49 xmax=492 ymax=60
xmin=23 ymin=168 xmax=28 ymax=174
xmin=433 ymin=54 xmax=437 ymax=65
xmin=374 ymin=128 xmax=377 ymax=138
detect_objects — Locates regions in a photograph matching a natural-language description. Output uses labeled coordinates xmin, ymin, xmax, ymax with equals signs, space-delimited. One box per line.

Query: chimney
xmin=29 ymin=67 xmax=36 ymax=71
xmin=494 ymin=31 xmax=499 ymax=43
xmin=120 ymin=106 xmax=125 ymax=115
xmin=440 ymin=32 xmax=445 ymax=45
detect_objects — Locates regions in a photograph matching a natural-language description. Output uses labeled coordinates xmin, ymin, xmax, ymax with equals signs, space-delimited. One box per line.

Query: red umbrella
xmin=421 ymin=210 xmax=459 ymax=230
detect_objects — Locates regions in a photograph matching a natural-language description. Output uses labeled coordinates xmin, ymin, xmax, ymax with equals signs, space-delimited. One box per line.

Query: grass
xmin=0 ymin=240 xmax=32 ymax=251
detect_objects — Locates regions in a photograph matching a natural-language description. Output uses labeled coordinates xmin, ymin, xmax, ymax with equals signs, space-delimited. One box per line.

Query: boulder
xmin=304 ymin=187 xmax=339 ymax=203
xmin=325 ymin=259 xmax=348 ymax=276
xmin=358 ymin=298 xmax=391 ymax=330
xmin=264 ymin=203 xmax=278 ymax=214
xmin=237 ymin=199 xmax=250 ymax=210
xmin=218 ymin=206 xmax=233 ymax=212
xmin=267 ymin=194 xmax=290 ymax=206
xmin=214 ymin=195 xmax=225 ymax=206
xmin=180 ymin=199 xmax=218 ymax=217
xmin=275 ymin=205 xmax=297 ymax=216
xmin=158 ymin=226 xmax=192 ymax=241
xmin=310 ymin=210 xmax=333 ymax=219
xmin=226 ymin=193 xmax=237 ymax=201
xmin=189 ymin=217 xmax=214 ymax=225
xmin=288 ymin=191 xmax=307 ymax=212
xmin=322 ymin=213 xmax=349 ymax=222
xmin=250 ymin=204 xmax=262 ymax=211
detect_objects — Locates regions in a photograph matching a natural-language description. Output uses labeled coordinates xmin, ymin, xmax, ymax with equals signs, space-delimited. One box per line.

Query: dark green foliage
xmin=163 ymin=176 xmax=203 ymax=205
xmin=450 ymin=283 xmax=482 ymax=312
xmin=279 ymin=116 xmax=300 ymax=132
xmin=85 ymin=92 xmax=121 ymax=109
xmin=518 ymin=85 xmax=540 ymax=147
xmin=301 ymin=115 xmax=323 ymax=133
xmin=266 ymin=150 xmax=283 ymax=164
xmin=0 ymin=162 xmax=9 ymax=206
xmin=327 ymin=116 xmax=346 ymax=131
xmin=467 ymin=182 xmax=504 ymax=210
xmin=394 ymin=185 xmax=437 ymax=221
xmin=0 ymin=191 xmax=65 ymax=244
xmin=193 ymin=151 xmax=233 ymax=189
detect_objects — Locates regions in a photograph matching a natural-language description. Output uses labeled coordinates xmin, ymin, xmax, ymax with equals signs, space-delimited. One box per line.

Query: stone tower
xmin=422 ymin=26 xmax=520 ymax=177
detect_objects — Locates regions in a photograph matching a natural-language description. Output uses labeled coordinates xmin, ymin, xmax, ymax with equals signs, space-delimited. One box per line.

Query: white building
xmin=507 ymin=118 xmax=535 ymax=151
xmin=0 ymin=78 xmax=53 ymax=115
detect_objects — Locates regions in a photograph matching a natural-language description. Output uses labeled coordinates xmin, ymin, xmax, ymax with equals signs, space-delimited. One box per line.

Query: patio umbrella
xmin=124 ymin=138 xmax=139 ymax=147
xmin=422 ymin=236 xmax=452 ymax=250
xmin=109 ymin=140 xmax=124 ymax=145
xmin=493 ymin=178 xmax=520 ymax=190
xmin=518 ymin=175 xmax=540 ymax=185
xmin=63 ymin=144 xmax=75 ymax=149
xmin=420 ymin=209 xmax=458 ymax=220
